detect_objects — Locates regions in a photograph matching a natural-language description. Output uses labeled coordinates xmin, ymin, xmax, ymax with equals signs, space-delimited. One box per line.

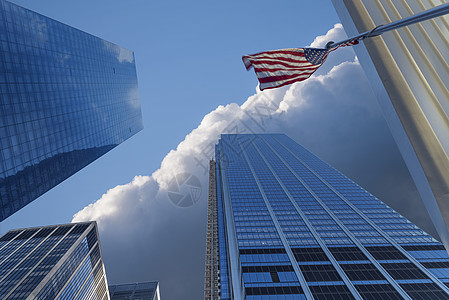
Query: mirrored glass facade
xmin=0 ymin=221 xmax=108 ymax=299
xmin=109 ymin=282 xmax=160 ymax=300
xmin=210 ymin=134 xmax=449 ymax=299
xmin=0 ymin=0 xmax=143 ymax=220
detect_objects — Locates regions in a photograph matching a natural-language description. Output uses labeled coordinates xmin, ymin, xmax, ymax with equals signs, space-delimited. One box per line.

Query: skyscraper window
xmin=109 ymin=282 xmax=160 ymax=300
xmin=0 ymin=221 xmax=107 ymax=299
xmin=0 ymin=0 xmax=143 ymax=220
xmin=206 ymin=134 xmax=449 ymax=299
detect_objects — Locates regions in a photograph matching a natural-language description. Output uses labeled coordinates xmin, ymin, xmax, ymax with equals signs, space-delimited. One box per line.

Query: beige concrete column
xmin=333 ymin=0 xmax=449 ymax=248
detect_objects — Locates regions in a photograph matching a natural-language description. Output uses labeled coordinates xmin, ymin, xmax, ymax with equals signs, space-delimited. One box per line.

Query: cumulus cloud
xmin=73 ymin=24 xmax=434 ymax=300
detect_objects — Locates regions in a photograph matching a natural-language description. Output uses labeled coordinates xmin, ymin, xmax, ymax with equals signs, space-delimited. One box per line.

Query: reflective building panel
xmin=109 ymin=282 xmax=160 ymax=300
xmin=207 ymin=134 xmax=449 ymax=299
xmin=0 ymin=221 xmax=108 ymax=300
xmin=0 ymin=0 xmax=143 ymax=220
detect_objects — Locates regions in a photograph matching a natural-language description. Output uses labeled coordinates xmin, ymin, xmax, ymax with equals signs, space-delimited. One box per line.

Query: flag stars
xmin=304 ymin=48 xmax=329 ymax=65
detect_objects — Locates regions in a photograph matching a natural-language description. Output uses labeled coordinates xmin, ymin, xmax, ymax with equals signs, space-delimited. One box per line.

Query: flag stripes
xmin=242 ymin=47 xmax=327 ymax=90
xmin=243 ymin=40 xmax=358 ymax=90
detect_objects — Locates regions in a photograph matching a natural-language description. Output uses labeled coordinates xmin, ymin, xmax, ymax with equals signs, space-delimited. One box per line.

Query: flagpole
xmin=326 ymin=3 xmax=449 ymax=49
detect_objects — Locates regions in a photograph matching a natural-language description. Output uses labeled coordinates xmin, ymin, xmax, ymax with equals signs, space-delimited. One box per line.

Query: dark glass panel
xmin=239 ymin=248 xmax=286 ymax=255
xmin=381 ymin=263 xmax=428 ymax=280
xmin=355 ymin=284 xmax=403 ymax=300
xmin=400 ymin=283 xmax=449 ymax=300
xmin=329 ymin=247 xmax=368 ymax=261
xmin=365 ymin=246 xmax=407 ymax=260
xmin=245 ymin=286 xmax=303 ymax=295
xmin=299 ymin=264 xmax=342 ymax=282
xmin=242 ymin=265 xmax=293 ymax=273
xmin=292 ymin=247 xmax=329 ymax=262
xmin=309 ymin=285 xmax=355 ymax=300
xmin=340 ymin=263 xmax=386 ymax=281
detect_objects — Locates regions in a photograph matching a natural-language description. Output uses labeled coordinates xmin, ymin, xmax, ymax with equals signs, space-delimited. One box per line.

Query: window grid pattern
xmin=0 ymin=0 xmax=143 ymax=221
xmin=215 ymin=134 xmax=449 ymax=299
xmin=273 ymin=134 xmax=449 ymax=287
xmin=108 ymin=282 xmax=159 ymax=300
xmin=57 ymin=243 xmax=101 ymax=300
xmin=217 ymin=136 xmax=305 ymax=299
xmin=243 ymin=138 xmax=365 ymax=299
xmin=72 ymin=259 xmax=104 ymax=300
xmin=36 ymin=225 xmax=100 ymax=300
xmin=0 ymin=222 xmax=107 ymax=300
xmin=11 ymin=227 xmax=76 ymax=299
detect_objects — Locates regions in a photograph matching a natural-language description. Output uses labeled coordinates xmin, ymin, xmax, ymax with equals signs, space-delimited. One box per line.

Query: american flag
xmin=242 ymin=40 xmax=358 ymax=90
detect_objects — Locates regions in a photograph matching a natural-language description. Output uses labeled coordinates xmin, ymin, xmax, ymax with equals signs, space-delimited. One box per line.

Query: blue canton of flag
xmin=304 ymin=48 xmax=330 ymax=65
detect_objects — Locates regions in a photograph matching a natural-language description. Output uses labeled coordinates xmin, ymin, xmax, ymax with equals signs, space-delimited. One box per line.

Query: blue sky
xmin=1 ymin=0 xmax=340 ymax=229
xmin=0 ymin=1 xmax=435 ymax=299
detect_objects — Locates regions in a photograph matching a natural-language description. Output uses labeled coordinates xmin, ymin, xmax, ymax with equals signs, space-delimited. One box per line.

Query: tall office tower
xmin=0 ymin=0 xmax=143 ymax=220
xmin=109 ymin=282 xmax=160 ymax=300
xmin=0 ymin=221 xmax=108 ymax=299
xmin=207 ymin=134 xmax=449 ymax=299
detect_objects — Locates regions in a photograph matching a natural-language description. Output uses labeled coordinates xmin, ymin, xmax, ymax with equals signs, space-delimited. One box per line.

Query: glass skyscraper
xmin=0 ymin=0 xmax=143 ymax=220
xmin=0 ymin=221 xmax=108 ymax=299
xmin=109 ymin=282 xmax=160 ymax=300
xmin=206 ymin=134 xmax=449 ymax=299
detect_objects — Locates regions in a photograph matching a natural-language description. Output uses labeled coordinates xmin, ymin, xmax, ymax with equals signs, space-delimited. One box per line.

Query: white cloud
xmin=72 ymin=175 xmax=153 ymax=229
xmin=310 ymin=23 xmax=344 ymax=48
xmin=73 ymin=24 xmax=430 ymax=299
